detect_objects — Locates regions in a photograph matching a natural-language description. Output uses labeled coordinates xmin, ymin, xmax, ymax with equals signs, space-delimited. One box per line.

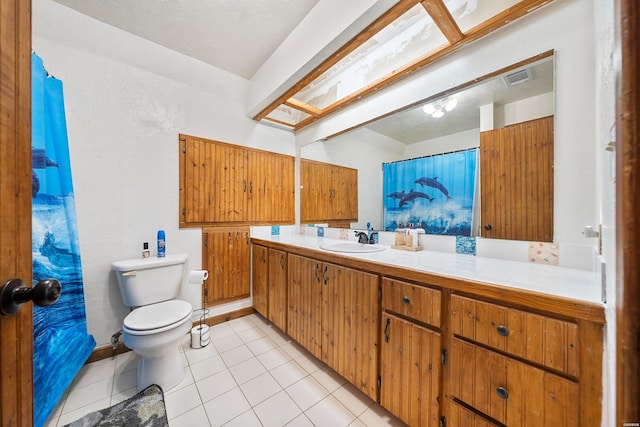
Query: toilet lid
xmin=124 ymin=300 xmax=192 ymax=331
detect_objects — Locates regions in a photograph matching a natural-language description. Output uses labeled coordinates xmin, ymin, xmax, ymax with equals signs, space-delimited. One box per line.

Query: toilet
xmin=112 ymin=253 xmax=192 ymax=392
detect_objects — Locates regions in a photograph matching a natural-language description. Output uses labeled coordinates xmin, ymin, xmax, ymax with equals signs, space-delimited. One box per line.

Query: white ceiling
xmin=53 ymin=0 xmax=319 ymax=80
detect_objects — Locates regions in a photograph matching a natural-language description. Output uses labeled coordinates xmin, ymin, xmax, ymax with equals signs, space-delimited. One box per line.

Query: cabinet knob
xmin=496 ymin=325 xmax=510 ymax=336
xmin=484 ymin=224 xmax=492 ymax=230
xmin=496 ymin=387 xmax=509 ymax=399
xmin=402 ymin=296 xmax=411 ymax=305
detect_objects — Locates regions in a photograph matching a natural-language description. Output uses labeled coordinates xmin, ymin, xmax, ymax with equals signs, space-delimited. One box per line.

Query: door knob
xmin=484 ymin=224 xmax=492 ymax=230
xmin=0 ymin=278 xmax=61 ymax=316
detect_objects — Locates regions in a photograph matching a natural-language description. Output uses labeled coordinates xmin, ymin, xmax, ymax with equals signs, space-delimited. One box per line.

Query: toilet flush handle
xmin=122 ymin=271 xmax=137 ymax=277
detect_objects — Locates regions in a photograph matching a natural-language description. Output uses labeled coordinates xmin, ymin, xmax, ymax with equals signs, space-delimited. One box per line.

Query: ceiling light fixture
xmin=422 ymin=97 xmax=457 ymax=118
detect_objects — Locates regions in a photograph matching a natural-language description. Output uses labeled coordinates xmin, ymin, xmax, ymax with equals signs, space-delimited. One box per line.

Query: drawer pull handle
xmin=496 ymin=387 xmax=509 ymax=399
xmin=496 ymin=325 xmax=510 ymax=336
xmin=402 ymin=296 xmax=411 ymax=305
xmin=384 ymin=318 xmax=391 ymax=343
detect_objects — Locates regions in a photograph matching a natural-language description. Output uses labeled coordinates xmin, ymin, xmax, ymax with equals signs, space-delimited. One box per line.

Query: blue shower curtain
xmin=31 ymin=53 xmax=96 ymax=427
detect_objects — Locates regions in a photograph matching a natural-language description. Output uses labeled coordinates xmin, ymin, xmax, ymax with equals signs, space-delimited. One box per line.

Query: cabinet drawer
xmin=382 ymin=278 xmax=441 ymax=327
xmin=448 ymin=400 xmax=501 ymax=427
xmin=450 ymin=294 xmax=578 ymax=376
xmin=449 ymin=338 xmax=579 ymax=426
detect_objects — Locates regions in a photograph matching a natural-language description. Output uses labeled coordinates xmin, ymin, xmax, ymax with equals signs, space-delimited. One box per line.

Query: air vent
xmin=503 ymin=68 xmax=532 ymax=86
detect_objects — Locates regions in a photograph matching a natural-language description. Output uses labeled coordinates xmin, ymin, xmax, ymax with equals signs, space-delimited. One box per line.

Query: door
xmin=252 ymin=244 xmax=269 ymax=316
xmin=0 ymin=0 xmax=34 ymax=425
xmin=287 ymin=254 xmax=323 ymax=358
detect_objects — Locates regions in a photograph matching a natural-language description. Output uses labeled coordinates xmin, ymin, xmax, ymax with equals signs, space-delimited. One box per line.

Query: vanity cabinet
xmin=287 ymin=253 xmax=379 ymax=400
xmin=300 ymin=159 xmax=358 ymax=226
xmin=380 ymin=278 xmax=442 ymax=426
xmin=202 ymin=226 xmax=250 ymax=305
xmin=179 ymin=134 xmax=295 ymax=226
xmin=252 ymin=245 xmax=288 ymax=331
xmin=447 ymin=294 xmax=581 ymax=426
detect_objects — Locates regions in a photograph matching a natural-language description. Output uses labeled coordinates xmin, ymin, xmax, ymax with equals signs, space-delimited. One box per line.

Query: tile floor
xmin=45 ymin=314 xmax=406 ymax=426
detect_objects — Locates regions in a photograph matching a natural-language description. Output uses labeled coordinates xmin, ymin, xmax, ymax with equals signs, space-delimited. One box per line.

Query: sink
xmin=320 ymin=241 xmax=386 ymax=253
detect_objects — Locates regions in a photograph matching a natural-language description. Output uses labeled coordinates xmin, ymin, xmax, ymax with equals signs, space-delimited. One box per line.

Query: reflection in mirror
xmin=300 ymin=54 xmax=554 ymax=236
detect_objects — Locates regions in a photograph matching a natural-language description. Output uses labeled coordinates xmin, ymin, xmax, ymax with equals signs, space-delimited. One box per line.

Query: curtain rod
xmin=382 ymin=147 xmax=477 ymax=166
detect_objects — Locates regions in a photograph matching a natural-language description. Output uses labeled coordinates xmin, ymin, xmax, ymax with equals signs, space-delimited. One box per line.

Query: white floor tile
xmin=253 ymin=390 xmax=302 ymax=427
xmin=237 ymin=326 xmax=267 ymax=343
xmin=203 ymin=387 xmax=251 ymax=427
xmin=270 ymin=360 xmax=309 ymax=388
xmin=333 ymin=382 xmax=375 ymax=417
xmin=294 ymin=352 xmax=325 ymax=374
xmin=286 ymin=376 xmax=330 ymax=411
xmin=114 ymin=351 xmax=137 ymax=375
xmin=220 ymin=344 xmax=254 ymax=367
xmin=170 ymin=405 xmax=211 ymax=427
xmin=222 ymin=409 xmax=262 ymax=426
xmin=229 ymin=357 xmax=267 ymax=385
xmin=280 ymin=341 xmax=307 ymax=359
xmin=228 ymin=316 xmax=257 ymax=333
xmin=286 ymin=413 xmax=315 ymax=426
xmin=210 ymin=322 xmax=236 ymax=340
xmin=183 ymin=342 xmax=218 ymax=366
xmin=190 ymin=354 xmax=227 ymax=382
xmin=110 ymin=386 xmax=137 ymax=406
xmin=165 ymin=383 xmax=202 ymax=420
xmin=240 ymin=372 xmax=282 ymax=406
xmin=112 ymin=369 xmax=137 ymax=394
xmin=305 ymin=395 xmax=356 ymax=427
xmin=56 ymin=398 xmax=111 ymax=426
xmin=196 ymin=369 xmax=237 ymax=403
xmin=358 ymin=403 xmax=407 ymax=426
xmin=213 ymin=334 xmax=245 ymax=353
xmin=168 ymin=367 xmax=195 ymax=393
xmin=312 ymin=366 xmax=347 ymax=393
xmin=246 ymin=335 xmax=279 ymax=355
xmin=71 ymin=357 xmax=116 ymax=389
xmin=63 ymin=377 xmax=113 ymax=413
xmin=257 ymin=347 xmax=292 ymax=370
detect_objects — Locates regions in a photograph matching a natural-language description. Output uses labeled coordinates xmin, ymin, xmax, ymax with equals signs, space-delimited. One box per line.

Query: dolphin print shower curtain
xmin=383 ymin=149 xmax=478 ymax=235
xmin=31 ymin=53 xmax=95 ymax=427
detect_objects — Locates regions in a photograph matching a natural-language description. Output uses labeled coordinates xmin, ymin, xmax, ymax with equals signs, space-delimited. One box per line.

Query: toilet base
xmin=136 ymin=346 xmax=185 ymax=392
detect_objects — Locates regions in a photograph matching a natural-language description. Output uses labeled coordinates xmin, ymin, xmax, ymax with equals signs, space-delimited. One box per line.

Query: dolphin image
xmin=32 ymin=147 xmax=58 ymax=198
xmin=387 ymin=191 xmax=406 ymax=200
xmin=398 ymin=189 xmax=435 ymax=207
xmin=414 ymin=176 xmax=451 ymax=200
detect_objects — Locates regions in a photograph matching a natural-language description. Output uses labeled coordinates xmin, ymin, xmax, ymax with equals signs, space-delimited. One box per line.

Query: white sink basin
xmin=320 ymin=241 xmax=386 ymax=253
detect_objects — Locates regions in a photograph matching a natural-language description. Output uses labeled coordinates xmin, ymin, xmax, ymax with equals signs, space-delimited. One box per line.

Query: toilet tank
xmin=112 ymin=253 xmax=188 ymax=307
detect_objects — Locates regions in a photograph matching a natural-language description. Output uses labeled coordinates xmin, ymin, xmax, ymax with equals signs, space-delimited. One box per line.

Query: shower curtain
xmin=31 ymin=53 xmax=96 ymax=427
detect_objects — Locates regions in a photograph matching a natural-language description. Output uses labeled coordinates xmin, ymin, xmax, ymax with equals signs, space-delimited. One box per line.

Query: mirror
xmin=300 ymin=55 xmax=554 ymax=236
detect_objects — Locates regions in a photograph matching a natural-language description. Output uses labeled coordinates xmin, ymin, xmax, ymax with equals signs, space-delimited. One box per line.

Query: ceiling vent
xmin=503 ymin=68 xmax=532 ymax=86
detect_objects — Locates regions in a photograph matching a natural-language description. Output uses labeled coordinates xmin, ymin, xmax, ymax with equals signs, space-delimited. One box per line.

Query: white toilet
xmin=112 ymin=253 xmax=192 ymax=392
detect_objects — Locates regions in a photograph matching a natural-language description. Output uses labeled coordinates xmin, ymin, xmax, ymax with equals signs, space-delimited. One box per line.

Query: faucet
xmin=354 ymin=231 xmax=369 ymax=244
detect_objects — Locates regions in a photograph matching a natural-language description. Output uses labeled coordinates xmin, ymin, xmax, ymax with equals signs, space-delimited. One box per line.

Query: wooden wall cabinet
xmin=202 ymin=226 xmax=250 ymax=306
xmin=300 ymin=159 xmax=358 ymax=225
xmin=251 ymin=244 xmax=287 ymax=331
xmin=380 ymin=278 xmax=442 ymax=426
xmin=180 ymin=134 xmax=294 ymax=226
xmin=287 ymin=253 xmax=379 ymax=400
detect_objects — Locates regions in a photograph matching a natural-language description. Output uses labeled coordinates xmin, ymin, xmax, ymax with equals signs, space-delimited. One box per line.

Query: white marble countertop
xmin=253 ymin=234 xmax=604 ymax=305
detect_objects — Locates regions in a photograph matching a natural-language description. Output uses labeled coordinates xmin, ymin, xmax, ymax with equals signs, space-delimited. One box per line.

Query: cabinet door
xmin=322 ymin=263 xmax=379 ymax=400
xmin=380 ymin=313 xmax=442 ymax=426
xmin=448 ymin=400 xmax=501 ymax=427
xmin=202 ymin=227 xmax=250 ymax=305
xmin=248 ymin=151 xmax=295 ymax=223
xmin=268 ymin=249 xmax=287 ymax=331
xmin=449 ymin=337 xmax=578 ymax=426
xmin=300 ymin=159 xmax=358 ymax=223
xmin=251 ymin=244 xmax=269 ymax=317
xmin=330 ymin=164 xmax=358 ymax=221
xmin=287 ymin=254 xmax=323 ymax=359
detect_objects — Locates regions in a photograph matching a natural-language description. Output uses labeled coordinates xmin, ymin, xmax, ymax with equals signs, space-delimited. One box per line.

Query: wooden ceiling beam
xmin=420 ymin=0 xmax=463 ymax=44
xmin=284 ymin=98 xmax=322 ymax=116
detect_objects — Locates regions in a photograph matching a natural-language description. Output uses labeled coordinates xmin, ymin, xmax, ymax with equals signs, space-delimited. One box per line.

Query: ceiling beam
xmin=420 ymin=0 xmax=463 ymax=44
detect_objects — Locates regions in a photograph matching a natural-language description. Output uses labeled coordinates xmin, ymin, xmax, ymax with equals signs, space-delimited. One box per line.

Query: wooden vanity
xmin=251 ymin=236 xmax=604 ymax=427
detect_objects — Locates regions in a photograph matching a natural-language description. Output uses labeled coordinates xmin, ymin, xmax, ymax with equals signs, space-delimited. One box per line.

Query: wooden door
xmin=300 ymin=159 xmax=325 ymax=223
xmin=251 ymin=244 xmax=268 ymax=317
xmin=287 ymin=254 xmax=322 ymax=358
xmin=380 ymin=313 xmax=442 ymax=426
xmin=480 ymin=116 xmax=554 ymax=242
xmin=0 ymin=0 xmax=33 ymax=425
xmin=202 ymin=226 xmax=250 ymax=305
xmin=180 ymin=136 xmax=248 ymax=225
xmin=248 ymin=151 xmax=295 ymax=223
xmin=268 ymin=249 xmax=287 ymax=331
xmin=321 ymin=264 xmax=379 ymax=400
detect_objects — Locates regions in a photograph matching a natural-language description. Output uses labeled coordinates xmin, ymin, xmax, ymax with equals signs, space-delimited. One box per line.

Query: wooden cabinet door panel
xmin=449 ymin=338 xmax=578 ymax=426
xmin=480 ymin=116 xmax=553 ymax=242
xmin=268 ymin=249 xmax=287 ymax=330
xmin=382 ymin=278 xmax=441 ymax=327
xmin=380 ymin=313 xmax=441 ymax=426
xmin=300 ymin=159 xmax=358 ymax=223
xmin=448 ymin=400 xmax=502 ymax=427
xmin=252 ymin=244 xmax=268 ymax=317
xmin=248 ymin=151 xmax=295 ymax=223
xmin=203 ymin=227 xmax=250 ymax=305
xmin=450 ymin=295 xmax=579 ymax=376
xmin=322 ymin=264 xmax=379 ymax=400
xmin=287 ymin=254 xmax=323 ymax=358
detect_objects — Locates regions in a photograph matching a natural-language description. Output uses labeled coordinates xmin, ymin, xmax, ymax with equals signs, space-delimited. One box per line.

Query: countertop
xmin=252 ymin=234 xmax=604 ymax=306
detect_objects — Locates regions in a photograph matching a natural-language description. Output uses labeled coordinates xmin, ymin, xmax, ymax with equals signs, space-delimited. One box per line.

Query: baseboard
xmin=85 ymin=307 xmax=256 ymax=364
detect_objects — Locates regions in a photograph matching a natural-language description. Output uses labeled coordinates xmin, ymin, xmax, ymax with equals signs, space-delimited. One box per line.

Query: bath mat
xmin=63 ymin=384 xmax=168 ymax=427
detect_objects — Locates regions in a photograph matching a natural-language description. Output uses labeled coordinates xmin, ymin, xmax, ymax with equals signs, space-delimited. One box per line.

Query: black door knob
xmin=484 ymin=224 xmax=493 ymax=230
xmin=0 ymin=278 xmax=61 ymax=316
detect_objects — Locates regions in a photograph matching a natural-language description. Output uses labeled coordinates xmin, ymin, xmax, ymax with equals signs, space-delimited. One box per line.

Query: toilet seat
xmin=124 ymin=300 xmax=192 ymax=336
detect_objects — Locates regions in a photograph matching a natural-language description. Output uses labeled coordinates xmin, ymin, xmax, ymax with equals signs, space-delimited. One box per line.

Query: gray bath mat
xmin=63 ymin=384 xmax=168 ymax=427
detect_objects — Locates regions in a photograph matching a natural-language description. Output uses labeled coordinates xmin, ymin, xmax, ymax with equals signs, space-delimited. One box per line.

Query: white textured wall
xmin=32 ymin=0 xmax=295 ymax=347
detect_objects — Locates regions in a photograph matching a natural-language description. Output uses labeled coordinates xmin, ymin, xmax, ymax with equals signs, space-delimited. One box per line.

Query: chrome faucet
xmin=354 ymin=230 xmax=378 ymax=244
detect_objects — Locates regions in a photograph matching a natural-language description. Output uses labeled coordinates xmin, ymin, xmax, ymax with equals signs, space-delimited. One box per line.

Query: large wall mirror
xmin=300 ymin=53 xmax=554 ymax=241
